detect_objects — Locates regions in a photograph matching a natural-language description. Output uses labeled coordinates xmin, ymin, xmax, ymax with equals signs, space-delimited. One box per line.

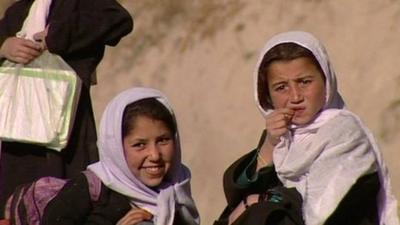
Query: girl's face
xmin=123 ymin=115 xmax=175 ymax=187
xmin=266 ymin=57 xmax=326 ymax=125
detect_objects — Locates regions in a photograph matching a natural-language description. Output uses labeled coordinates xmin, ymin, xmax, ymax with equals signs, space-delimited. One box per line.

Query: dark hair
xmin=122 ymin=98 xmax=177 ymax=138
xmin=257 ymin=42 xmax=325 ymax=109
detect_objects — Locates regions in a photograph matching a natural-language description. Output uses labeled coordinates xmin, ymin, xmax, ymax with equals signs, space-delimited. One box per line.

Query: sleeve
xmin=41 ymin=174 xmax=113 ymax=225
xmin=0 ymin=4 xmax=14 ymax=45
xmin=0 ymin=11 xmax=10 ymax=47
xmin=0 ymin=1 xmax=31 ymax=47
xmin=45 ymin=0 xmax=133 ymax=55
xmin=302 ymin=115 xmax=378 ymax=225
xmin=222 ymin=150 xmax=258 ymax=207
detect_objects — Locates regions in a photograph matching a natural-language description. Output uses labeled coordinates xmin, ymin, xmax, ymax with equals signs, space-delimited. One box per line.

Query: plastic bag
xmin=0 ymin=51 xmax=81 ymax=151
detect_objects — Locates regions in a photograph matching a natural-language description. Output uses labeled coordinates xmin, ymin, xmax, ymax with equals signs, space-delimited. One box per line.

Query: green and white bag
xmin=0 ymin=51 xmax=81 ymax=151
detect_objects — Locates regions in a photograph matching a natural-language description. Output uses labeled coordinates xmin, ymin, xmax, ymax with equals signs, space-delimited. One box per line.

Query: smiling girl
xmin=41 ymin=87 xmax=200 ymax=225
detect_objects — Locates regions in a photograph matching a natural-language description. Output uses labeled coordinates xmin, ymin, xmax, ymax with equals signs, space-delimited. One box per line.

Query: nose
xmin=289 ymin=84 xmax=303 ymax=104
xmin=148 ymin=144 xmax=161 ymax=161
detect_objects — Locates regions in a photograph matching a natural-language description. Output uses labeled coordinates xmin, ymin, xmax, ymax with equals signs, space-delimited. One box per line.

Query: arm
xmin=46 ymin=0 xmax=133 ymax=55
xmin=0 ymin=2 xmax=19 ymax=48
xmin=0 ymin=1 xmax=43 ymax=63
xmin=218 ymin=132 xmax=281 ymax=224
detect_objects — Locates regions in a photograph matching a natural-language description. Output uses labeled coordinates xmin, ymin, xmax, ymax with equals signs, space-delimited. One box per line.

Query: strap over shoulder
xmin=82 ymin=170 xmax=102 ymax=202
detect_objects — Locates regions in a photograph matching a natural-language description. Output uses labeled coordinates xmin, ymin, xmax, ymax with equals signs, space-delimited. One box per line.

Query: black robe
xmin=0 ymin=0 xmax=133 ymax=216
xmin=41 ymin=173 xmax=186 ymax=225
xmin=214 ymin=131 xmax=380 ymax=225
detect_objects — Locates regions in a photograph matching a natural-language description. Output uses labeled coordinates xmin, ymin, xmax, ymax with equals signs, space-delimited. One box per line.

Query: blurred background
xmin=2 ymin=0 xmax=400 ymax=224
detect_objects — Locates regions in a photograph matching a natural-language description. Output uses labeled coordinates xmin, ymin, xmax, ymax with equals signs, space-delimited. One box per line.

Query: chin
xmin=141 ymin=177 xmax=164 ymax=188
xmin=145 ymin=181 xmax=162 ymax=188
xmin=292 ymin=117 xmax=313 ymax=126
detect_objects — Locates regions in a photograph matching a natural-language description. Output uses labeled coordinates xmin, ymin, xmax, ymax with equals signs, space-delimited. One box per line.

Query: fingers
xmin=117 ymin=208 xmax=153 ymax=225
xmin=15 ymin=39 xmax=42 ymax=59
xmin=0 ymin=37 xmax=43 ymax=64
xmin=33 ymin=30 xmax=48 ymax=50
xmin=266 ymin=109 xmax=294 ymax=128
xmin=265 ymin=108 xmax=294 ymax=145
xmin=278 ymin=108 xmax=295 ymax=122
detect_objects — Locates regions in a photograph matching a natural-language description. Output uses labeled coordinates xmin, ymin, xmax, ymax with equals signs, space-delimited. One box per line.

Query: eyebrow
xmin=294 ymin=75 xmax=314 ymax=81
xmin=273 ymin=74 xmax=314 ymax=82
xmin=270 ymin=80 xmax=287 ymax=87
xmin=130 ymin=132 xmax=172 ymax=141
xmin=130 ymin=138 xmax=147 ymax=143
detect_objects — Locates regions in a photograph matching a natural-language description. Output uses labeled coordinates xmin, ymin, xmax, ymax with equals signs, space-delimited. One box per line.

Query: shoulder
xmin=43 ymin=173 xmax=131 ymax=225
xmin=48 ymin=172 xmax=104 ymax=206
xmin=319 ymin=109 xmax=369 ymax=141
xmin=54 ymin=173 xmax=94 ymax=202
xmin=41 ymin=174 xmax=96 ymax=225
xmin=305 ymin=109 xmax=379 ymax=164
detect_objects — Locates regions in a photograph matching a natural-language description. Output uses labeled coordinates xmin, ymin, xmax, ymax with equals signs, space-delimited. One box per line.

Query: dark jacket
xmin=0 ymin=0 xmax=133 ymax=216
xmin=214 ymin=132 xmax=380 ymax=225
xmin=41 ymin=173 xmax=186 ymax=225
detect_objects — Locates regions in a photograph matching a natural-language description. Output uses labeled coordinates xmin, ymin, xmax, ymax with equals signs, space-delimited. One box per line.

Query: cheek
xmin=270 ymin=94 xmax=288 ymax=109
xmin=164 ymin=144 xmax=176 ymax=162
xmin=312 ymin=85 xmax=326 ymax=109
xmin=124 ymin=150 xmax=144 ymax=172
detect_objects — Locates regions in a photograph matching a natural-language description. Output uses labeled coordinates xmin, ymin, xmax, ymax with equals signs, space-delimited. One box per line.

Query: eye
xmin=132 ymin=142 xmax=146 ymax=150
xmin=157 ymin=136 xmax=172 ymax=145
xmin=299 ymin=79 xmax=312 ymax=86
xmin=274 ymin=84 xmax=287 ymax=92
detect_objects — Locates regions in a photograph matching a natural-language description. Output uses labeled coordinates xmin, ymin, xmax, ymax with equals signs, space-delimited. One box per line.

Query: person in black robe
xmin=0 ymin=0 xmax=133 ymax=216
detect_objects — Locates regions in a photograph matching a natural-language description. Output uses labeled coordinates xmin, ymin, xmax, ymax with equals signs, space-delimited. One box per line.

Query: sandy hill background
xmin=2 ymin=0 xmax=400 ymax=224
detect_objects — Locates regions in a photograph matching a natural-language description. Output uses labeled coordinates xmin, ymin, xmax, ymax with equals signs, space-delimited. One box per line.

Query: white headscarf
xmin=254 ymin=31 xmax=399 ymax=225
xmin=88 ymin=87 xmax=200 ymax=225
xmin=254 ymin=31 xmax=345 ymax=117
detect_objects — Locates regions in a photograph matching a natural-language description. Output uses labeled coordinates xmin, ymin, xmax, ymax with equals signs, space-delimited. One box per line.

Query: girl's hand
xmin=117 ymin=208 xmax=153 ymax=225
xmin=0 ymin=37 xmax=42 ymax=64
xmin=265 ymin=108 xmax=294 ymax=146
xmin=33 ymin=25 xmax=49 ymax=50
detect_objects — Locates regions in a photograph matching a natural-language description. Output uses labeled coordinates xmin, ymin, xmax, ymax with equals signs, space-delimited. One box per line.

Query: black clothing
xmin=0 ymin=0 xmax=133 ymax=216
xmin=41 ymin=173 xmax=186 ymax=225
xmin=214 ymin=132 xmax=380 ymax=225
xmin=42 ymin=173 xmax=132 ymax=225
xmin=214 ymin=150 xmax=305 ymax=225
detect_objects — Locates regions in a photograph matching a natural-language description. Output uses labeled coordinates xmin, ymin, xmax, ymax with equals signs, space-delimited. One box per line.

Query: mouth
xmin=142 ymin=165 xmax=165 ymax=177
xmin=290 ymin=107 xmax=306 ymax=117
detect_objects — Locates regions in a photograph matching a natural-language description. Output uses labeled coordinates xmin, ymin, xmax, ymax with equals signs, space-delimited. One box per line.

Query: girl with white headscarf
xmin=42 ymin=87 xmax=200 ymax=225
xmin=214 ymin=31 xmax=399 ymax=225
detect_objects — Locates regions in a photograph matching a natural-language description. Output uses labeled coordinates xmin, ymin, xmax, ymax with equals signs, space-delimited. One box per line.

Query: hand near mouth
xmin=265 ymin=108 xmax=294 ymax=146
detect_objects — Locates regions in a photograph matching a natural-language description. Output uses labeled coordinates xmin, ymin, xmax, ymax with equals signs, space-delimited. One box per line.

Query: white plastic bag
xmin=0 ymin=51 xmax=81 ymax=151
